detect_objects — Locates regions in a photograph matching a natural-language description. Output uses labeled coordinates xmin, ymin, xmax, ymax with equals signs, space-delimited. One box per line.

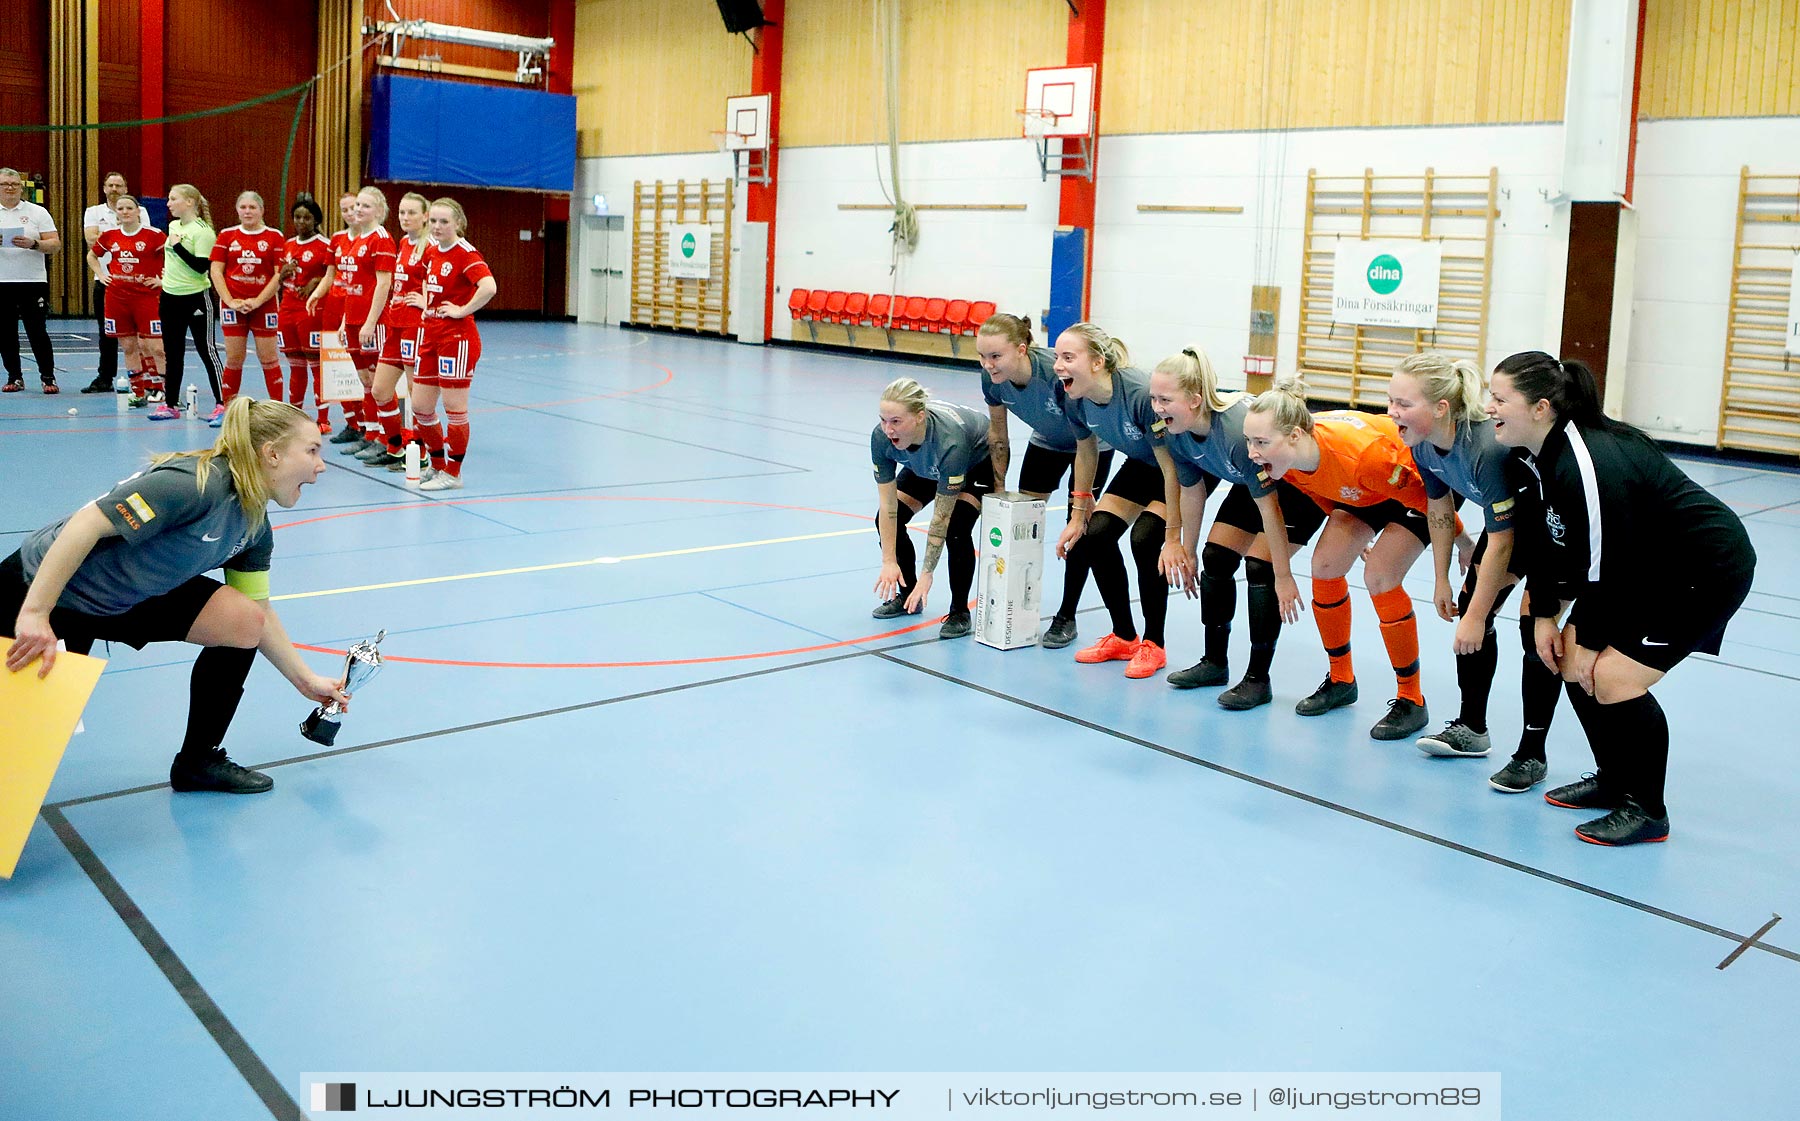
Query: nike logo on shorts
xmin=202 ymin=532 xmax=222 ymax=542
xmin=1642 ymin=639 xmax=1670 ymax=647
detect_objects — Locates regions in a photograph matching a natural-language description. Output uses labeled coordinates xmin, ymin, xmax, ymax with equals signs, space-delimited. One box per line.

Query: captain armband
xmin=224 ymin=569 xmax=271 ymax=601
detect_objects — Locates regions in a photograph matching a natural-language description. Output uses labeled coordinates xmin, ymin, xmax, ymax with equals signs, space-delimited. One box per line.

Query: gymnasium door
xmin=578 ymin=214 xmax=629 ymax=326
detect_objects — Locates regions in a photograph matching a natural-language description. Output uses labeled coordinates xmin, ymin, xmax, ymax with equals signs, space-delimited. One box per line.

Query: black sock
xmin=1198 ymin=542 xmax=1240 ymax=664
xmin=1243 ymin=556 xmax=1279 ymax=680
xmin=1056 ymin=546 xmax=1091 ymax=621
xmin=1129 ymin=512 xmax=1168 ymax=647
xmin=179 ymin=645 xmax=257 ymax=759
xmin=1450 ymin=580 xmax=1512 ymax=733
xmin=946 ymin=500 xmax=979 ymax=615
xmin=1516 ymin=616 xmax=1559 ymax=763
xmin=883 ymin=502 xmax=918 ymax=589
xmin=1606 ymin=692 xmax=1670 ymax=818
xmin=1454 ymin=633 xmax=1498 ymax=734
xmin=1562 ymin=681 xmax=1616 ymax=791
xmin=1078 ymin=511 xmax=1135 ymax=641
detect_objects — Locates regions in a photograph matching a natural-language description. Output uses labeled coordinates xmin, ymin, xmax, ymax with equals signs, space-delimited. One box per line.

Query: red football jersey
xmin=210 ymin=224 xmax=285 ymax=300
xmin=95 ymin=226 xmax=166 ymax=282
xmin=281 ymin=234 xmax=331 ymax=303
xmin=386 ymin=234 xmax=431 ymax=328
xmin=328 ymin=227 xmax=397 ymax=322
xmin=421 ymin=238 xmax=494 ymax=336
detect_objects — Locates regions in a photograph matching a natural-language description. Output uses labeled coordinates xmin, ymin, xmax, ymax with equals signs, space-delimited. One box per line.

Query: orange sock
xmin=1311 ymin=576 xmax=1355 ymax=683
xmin=1371 ymin=585 xmax=1423 ymax=703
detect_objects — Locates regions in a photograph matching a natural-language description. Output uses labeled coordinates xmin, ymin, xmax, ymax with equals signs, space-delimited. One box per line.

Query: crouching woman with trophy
xmin=3 ymin=397 xmax=351 ymax=793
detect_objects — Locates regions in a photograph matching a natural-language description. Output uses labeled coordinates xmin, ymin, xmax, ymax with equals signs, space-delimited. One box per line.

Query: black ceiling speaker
xmin=716 ymin=0 xmax=770 ymax=34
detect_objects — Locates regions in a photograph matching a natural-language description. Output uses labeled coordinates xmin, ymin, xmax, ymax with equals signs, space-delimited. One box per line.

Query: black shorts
xmin=1016 ymin=443 xmax=1116 ymax=499
xmin=895 ymin=457 xmax=997 ymax=506
xmin=1 ymin=549 xmax=222 ymax=653
xmin=1338 ymin=498 xmax=1435 ymax=547
xmin=1212 ymin=479 xmax=1329 ymax=547
xmin=1101 ymin=455 xmax=1165 ymax=508
xmin=1604 ymin=564 xmax=1754 ymax=673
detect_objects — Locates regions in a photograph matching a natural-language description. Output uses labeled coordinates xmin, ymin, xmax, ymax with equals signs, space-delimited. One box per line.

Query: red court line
xmin=278 ymin=493 xmax=934 ymax=668
xmin=295 ymin=614 xmax=946 ymax=669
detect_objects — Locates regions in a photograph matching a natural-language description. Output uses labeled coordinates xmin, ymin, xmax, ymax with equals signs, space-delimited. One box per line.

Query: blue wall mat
xmin=369 ymin=75 xmax=576 ymax=193
xmin=1047 ymin=226 xmax=1086 ymax=342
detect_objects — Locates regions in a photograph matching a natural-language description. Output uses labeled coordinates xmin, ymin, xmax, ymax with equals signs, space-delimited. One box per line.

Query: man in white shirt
xmin=79 ymin=172 xmax=130 ymax=393
xmin=0 ymin=167 xmax=61 ymax=393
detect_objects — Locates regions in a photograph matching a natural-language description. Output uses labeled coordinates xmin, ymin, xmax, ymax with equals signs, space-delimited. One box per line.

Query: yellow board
xmin=0 ymin=651 xmax=106 ymax=879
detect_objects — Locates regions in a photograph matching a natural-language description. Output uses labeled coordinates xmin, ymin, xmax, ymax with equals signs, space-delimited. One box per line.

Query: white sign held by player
xmin=1331 ymin=239 xmax=1442 ymax=329
xmin=318 ymin=341 xmax=363 ymax=402
xmin=669 ymin=223 xmax=711 ymax=280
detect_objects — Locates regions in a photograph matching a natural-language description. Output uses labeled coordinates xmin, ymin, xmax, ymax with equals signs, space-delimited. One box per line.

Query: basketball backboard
xmin=1023 ymin=65 xmax=1095 ymax=139
xmin=725 ymin=93 xmax=772 ymax=151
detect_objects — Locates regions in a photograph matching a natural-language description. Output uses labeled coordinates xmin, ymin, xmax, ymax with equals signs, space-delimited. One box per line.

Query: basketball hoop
xmin=1017 ymin=108 xmax=1062 ymax=140
xmin=711 ymin=130 xmax=751 ymax=153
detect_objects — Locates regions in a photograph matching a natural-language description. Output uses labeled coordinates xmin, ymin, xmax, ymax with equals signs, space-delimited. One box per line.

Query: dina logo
xmin=681 ymin=232 xmax=697 ymax=258
xmin=990 ymin=527 xmax=1003 ymax=546
xmin=1367 ymin=254 xmax=1403 ymax=295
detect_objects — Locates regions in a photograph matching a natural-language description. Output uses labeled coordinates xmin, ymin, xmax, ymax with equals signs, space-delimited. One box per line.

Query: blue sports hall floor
xmin=3 ymin=321 xmax=1798 ymax=1119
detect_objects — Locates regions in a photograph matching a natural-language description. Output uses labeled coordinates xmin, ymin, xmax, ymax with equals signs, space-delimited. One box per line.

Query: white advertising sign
xmin=1331 ymin=239 xmax=1442 ymax=329
xmin=669 ymin=223 xmax=711 ymax=280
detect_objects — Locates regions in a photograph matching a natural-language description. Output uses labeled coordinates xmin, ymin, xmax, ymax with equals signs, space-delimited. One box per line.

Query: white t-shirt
xmin=0 ymin=199 xmax=56 ymax=284
xmin=84 ymin=202 xmax=121 ymax=269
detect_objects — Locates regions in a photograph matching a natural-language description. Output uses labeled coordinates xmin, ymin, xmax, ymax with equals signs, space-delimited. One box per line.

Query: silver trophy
xmin=299 ymin=630 xmax=385 ymax=745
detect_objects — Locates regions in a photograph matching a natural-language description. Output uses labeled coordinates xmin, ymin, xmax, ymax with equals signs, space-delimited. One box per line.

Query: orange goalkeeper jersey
xmin=1285 ymin=412 xmax=1430 ymax=514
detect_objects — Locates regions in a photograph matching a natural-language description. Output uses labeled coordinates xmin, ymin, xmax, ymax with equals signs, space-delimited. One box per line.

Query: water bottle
xmin=113 ymin=372 xmax=129 ymax=393
xmin=184 ymin=384 xmax=198 ymax=414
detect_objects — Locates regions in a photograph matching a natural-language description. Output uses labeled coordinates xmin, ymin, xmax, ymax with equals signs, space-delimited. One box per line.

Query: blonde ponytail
xmin=1395 ymin=351 xmax=1485 ymax=423
xmin=1062 ymin=322 xmax=1129 ymax=375
xmin=151 ymin=397 xmax=311 ymax=525
xmin=880 ymin=376 xmax=930 ymax=415
xmin=1247 ymin=375 xmax=1315 ymax=435
xmin=1154 ymin=345 xmax=1233 ymax=414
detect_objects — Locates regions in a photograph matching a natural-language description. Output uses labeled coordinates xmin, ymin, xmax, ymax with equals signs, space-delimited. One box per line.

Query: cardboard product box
xmin=975 ymin=494 xmax=1047 ymax=650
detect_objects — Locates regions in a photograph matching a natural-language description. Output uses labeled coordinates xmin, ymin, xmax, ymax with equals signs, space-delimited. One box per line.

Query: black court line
xmin=622 ymin=394 xmax=867 ymax=448
xmin=875 ymin=651 xmax=1800 ymax=968
xmin=494 ymin=404 xmax=817 ymax=474
xmin=48 ymin=634 xmax=947 ymax=811
xmin=1718 ymin=914 xmax=1783 ymax=970
xmin=40 ymin=807 xmax=301 ymax=1121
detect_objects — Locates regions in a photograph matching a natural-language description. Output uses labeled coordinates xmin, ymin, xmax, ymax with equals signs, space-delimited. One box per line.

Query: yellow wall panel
xmin=1643 ymin=0 xmax=1799 ymax=118
xmin=779 ymin=0 xmax=1065 ymax=148
xmin=1103 ymin=0 xmax=1570 ymax=135
xmin=573 ymin=0 xmax=751 ymax=157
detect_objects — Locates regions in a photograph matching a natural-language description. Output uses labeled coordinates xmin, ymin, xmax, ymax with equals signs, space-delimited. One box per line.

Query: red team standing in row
xmin=86 ymin=185 xmax=496 ymax=488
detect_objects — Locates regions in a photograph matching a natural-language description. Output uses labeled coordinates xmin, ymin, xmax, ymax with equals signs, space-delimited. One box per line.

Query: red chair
xmin=919 ymin=297 xmax=948 ymax=335
xmin=804 ymin=289 xmax=829 ymax=322
xmin=867 ymin=293 xmax=892 ymax=328
xmin=899 ymin=296 xmax=928 ymax=331
xmin=824 ymin=290 xmax=848 ymax=324
xmin=787 ymin=289 xmax=810 ymax=319
xmin=844 ymin=292 xmax=868 ymax=322
xmin=966 ymin=300 xmax=997 ymax=336
xmin=943 ymin=299 xmax=972 ymax=355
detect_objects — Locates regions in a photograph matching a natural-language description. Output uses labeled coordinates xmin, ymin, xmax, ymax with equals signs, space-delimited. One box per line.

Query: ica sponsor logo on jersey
xmin=1339 ymin=486 xmax=1364 ymax=502
xmin=1123 ymin=420 xmax=1143 ymax=442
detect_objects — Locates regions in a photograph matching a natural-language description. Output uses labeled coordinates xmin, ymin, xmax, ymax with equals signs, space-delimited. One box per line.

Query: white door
xmin=578 ymin=214 xmax=629 ymax=325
